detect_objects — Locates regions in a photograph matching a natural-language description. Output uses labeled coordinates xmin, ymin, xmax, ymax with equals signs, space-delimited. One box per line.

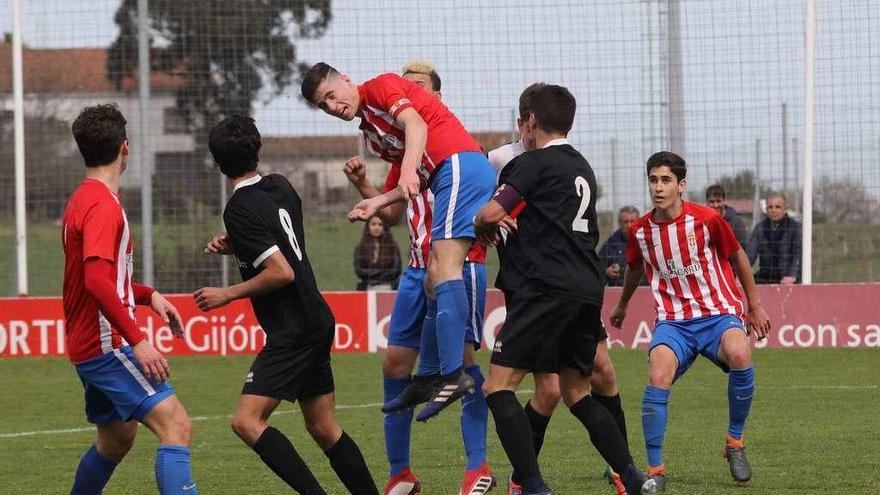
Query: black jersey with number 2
xmin=496 ymin=142 xmax=604 ymax=305
xmin=223 ymin=174 xmax=334 ymax=344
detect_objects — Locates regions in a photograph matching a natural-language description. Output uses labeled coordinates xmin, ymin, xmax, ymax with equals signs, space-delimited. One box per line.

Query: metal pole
xmin=802 ymin=0 xmax=815 ymax=284
xmin=666 ymin=0 xmax=686 ymax=156
xmin=609 ymin=137 xmax=618 ymax=213
xmin=12 ymin=0 xmax=27 ymax=296
xmin=752 ymin=139 xmax=761 ymax=230
xmin=137 ymin=0 xmax=154 ymax=286
xmin=781 ymin=102 xmax=789 ymax=194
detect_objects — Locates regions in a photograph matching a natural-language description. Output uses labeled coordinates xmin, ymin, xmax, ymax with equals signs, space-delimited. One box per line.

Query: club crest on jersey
xmin=687 ymin=232 xmax=697 ymax=247
xmin=381 ymin=133 xmax=401 ymax=149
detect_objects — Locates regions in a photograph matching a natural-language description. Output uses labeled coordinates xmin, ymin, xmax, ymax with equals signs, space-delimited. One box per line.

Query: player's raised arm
xmin=347 ymin=188 xmax=405 ymax=222
xmin=343 ymin=156 xmax=406 ymax=226
xmin=474 ymin=183 xmax=523 ymax=245
xmin=729 ymin=248 xmax=770 ymax=340
xmin=194 ymin=250 xmax=294 ymax=311
xmin=394 ymin=107 xmax=428 ymax=199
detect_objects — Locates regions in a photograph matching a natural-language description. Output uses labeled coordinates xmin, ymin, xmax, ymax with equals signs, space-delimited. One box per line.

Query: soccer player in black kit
xmin=474 ymin=85 xmax=656 ymax=495
xmin=194 ymin=115 xmax=378 ymax=495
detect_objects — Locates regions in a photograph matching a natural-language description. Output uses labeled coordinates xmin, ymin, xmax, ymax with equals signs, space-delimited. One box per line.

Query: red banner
xmin=1 ymin=284 xmax=878 ymax=358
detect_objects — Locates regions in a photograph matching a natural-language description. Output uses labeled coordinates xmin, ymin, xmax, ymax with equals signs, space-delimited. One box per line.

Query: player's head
xmin=646 ymin=151 xmax=687 ymax=210
xmin=72 ymin=103 xmax=129 ymax=171
xmin=301 ymin=62 xmax=360 ymax=121
xmin=705 ymin=184 xmax=727 ymax=213
xmin=208 ymin=115 xmax=261 ymax=178
xmin=527 ymin=84 xmax=576 ymax=137
xmin=765 ymin=191 xmax=788 ymax=222
xmin=618 ymin=205 xmax=640 ymax=238
xmin=402 ymin=59 xmax=441 ymax=99
xmin=517 ymin=83 xmax=547 ymax=151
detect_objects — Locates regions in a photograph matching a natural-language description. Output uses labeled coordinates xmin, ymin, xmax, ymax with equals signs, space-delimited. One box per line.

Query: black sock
xmin=569 ymin=395 xmax=633 ymax=474
xmin=593 ymin=392 xmax=628 ymax=445
xmin=324 ymin=431 xmax=378 ymax=495
xmin=486 ymin=391 xmax=545 ymax=488
xmin=524 ymin=400 xmax=552 ymax=457
xmin=253 ymin=426 xmax=326 ymax=494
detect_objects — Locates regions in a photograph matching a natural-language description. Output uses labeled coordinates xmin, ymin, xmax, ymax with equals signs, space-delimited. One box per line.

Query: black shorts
xmin=242 ymin=333 xmax=335 ymax=402
xmin=492 ymin=288 xmax=605 ymax=375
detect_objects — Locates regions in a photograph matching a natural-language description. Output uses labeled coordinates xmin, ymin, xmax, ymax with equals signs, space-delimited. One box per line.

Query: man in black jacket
xmin=747 ymin=192 xmax=802 ymax=285
xmin=706 ymin=184 xmax=749 ymax=247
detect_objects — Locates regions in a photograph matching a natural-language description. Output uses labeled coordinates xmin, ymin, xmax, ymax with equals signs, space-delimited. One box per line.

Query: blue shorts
xmin=430 ymin=152 xmax=496 ymax=241
xmin=388 ymin=264 xmax=487 ymax=349
xmin=75 ymin=346 xmax=175 ymax=425
xmin=649 ymin=313 xmax=746 ymax=381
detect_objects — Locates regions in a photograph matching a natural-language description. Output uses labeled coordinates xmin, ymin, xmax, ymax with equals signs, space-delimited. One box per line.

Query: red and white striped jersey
xmin=62 ymin=179 xmax=136 ymax=363
xmin=384 ymin=164 xmax=486 ymax=268
xmin=358 ymin=73 xmax=482 ymax=183
xmin=626 ymin=201 xmax=745 ymax=321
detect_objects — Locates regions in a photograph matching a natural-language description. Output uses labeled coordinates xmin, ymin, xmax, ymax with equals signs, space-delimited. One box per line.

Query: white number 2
xmin=572 ymin=176 xmax=592 ymax=233
xmin=278 ymin=209 xmax=303 ymax=261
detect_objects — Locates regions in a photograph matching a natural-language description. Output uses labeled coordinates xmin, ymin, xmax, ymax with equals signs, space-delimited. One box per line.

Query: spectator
xmin=706 ymin=184 xmax=749 ymax=247
xmin=598 ymin=205 xmax=645 ymax=287
xmin=747 ymin=192 xmax=802 ymax=285
xmin=354 ymin=216 xmax=402 ymax=290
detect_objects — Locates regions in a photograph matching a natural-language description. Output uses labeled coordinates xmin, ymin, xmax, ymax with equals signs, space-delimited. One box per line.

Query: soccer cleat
xmin=648 ymin=465 xmax=667 ymax=493
xmin=621 ymin=466 xmax=658 ymax=495
xmin=382 ymin=374 xmax=438 ymax=413
xmin=724 ymin=439 xmax=752 ymax=485
xmin=603 ymin=466 xmax=627 ymax=495
xmin=384 ymin=467 xmax=421 ymax=495
xmin=507 ymin=474 xmax=522 ymax=495
xmin=459 ymin=462 xmax=497 ymax=495
xmin=415 ymin=372 xmax=475 ymax=422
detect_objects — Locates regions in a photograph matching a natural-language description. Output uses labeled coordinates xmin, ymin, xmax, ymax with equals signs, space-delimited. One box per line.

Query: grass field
xmin=1 ymin=348 xmax=877 ymax=494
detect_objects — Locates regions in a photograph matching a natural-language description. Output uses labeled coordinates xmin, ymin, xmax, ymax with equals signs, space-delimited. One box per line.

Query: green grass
xmin=0 ymin=349 xmax=877 ymax=493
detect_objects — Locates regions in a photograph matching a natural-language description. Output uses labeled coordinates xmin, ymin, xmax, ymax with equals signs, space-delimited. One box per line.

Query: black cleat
xmin=724 ymin=445 xmax=752 ymax=485
xmin=382 ymin=374 xmax=438 ymax=413
xmin=621 ymin=466 xmax=658 ymax=495
xmin=415 ymin=372 xmax=475 ymax=422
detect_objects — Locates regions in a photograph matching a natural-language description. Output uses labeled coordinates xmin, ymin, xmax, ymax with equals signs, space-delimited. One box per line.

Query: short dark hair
xmin=71 ymin=103 xmax=127 ymax=167
xmin=529 ymin=84 xmax=576 ymax=134
xmin=518 ymin=83 xmax=546 ymax=119
xmin=301 ymin=62 xmax=338 ymax=103
xmin=706 ymin=184 xmax=725 ymax=199
xmin=646 ymin=151 xmax=687 ymax=182
xmin=208 ymin=115 xmax=261 ymax=178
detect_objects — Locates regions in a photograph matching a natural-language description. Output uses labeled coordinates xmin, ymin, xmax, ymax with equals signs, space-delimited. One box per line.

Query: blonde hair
xmin=402 ymin=59 xmax=437 ymax=75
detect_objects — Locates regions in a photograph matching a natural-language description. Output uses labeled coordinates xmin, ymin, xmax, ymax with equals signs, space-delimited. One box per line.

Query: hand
xmin=150 ymin=292 xmax=184 ymax=337
xmin=498 ymin=215 xmax=518 ymax=235
xmin=747 ymin=303 xmax=771 ymax=340
xmin=204 ymin=232 xmax=234 ymax=255
xmin=343 ymin=156 xmax=368 ymax=185
xmin=609 ymin=304 xmax=627 ymax=329
xmin=193 ymin=287 xmax=232 ymax=311
xmin=476 ymin=226 xmax=501 ymax=246
xmin=397 ymin=167 xmax=421 ymax=200
xmin=347 ymin=197 xmax=381 ymax=222
xmin=606 ymin=263 xmax=621 ymax=279
xmin=132 ymin=340 xmax=170 ymax=382
xmin=780 ymin=276 xmax=796 ymax=286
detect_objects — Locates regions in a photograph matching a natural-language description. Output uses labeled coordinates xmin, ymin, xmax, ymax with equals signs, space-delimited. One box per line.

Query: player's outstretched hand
xmin=204 ymin=232 xmax=234 ymax=255
xmin=343 ymin=156 xmax=367 ymax=184
xmin=398 ymin=168 xmax=421 ymax=200
xmin=193 ymin=287 xmax=232 ymax=311
xmin=347 ymin=197 xmax=380 ymax=222
xmin=609 ymin=304 xmax=627 ymax=329
xmin=151 ymin=292 xmax=185 ymax=337
xmin=132 ymin=340 xmax=170 ymax=382
xmin=748 ymin=303 xmax=771 ymax=340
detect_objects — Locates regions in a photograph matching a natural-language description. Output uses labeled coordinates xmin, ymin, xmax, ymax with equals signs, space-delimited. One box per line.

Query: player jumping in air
xmin=475 ymin=84 xmax=656 ymax=495
xmin=609 ymin=151 xmax=771 ymax=491
xmin=62 ymin=103 xmax=197 ymax=495
xmin=340 ymin=59 xmax=495 ymax=495
xmin=301 ymin=62 xmax=497 ymax=421
xmin=196 ymin=115 xmax=378 ymax=495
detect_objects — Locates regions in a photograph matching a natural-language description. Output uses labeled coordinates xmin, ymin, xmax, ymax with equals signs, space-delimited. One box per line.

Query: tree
xmin=712 ymin=170 xmax=767 ymax=200
xmin=815 ymin=176 xmax=878 ymax=224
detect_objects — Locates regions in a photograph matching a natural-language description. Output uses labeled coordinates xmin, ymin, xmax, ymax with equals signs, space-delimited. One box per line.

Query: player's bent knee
xmin=532 ymin=387 xmax=561 ymax=413
xmin=230 ymin=415 xmax=265 ymax=446
xmin=724 ymin=346 xmax=752 ymax=369
xmin=304 ymin=416 xmax=341 ymax=449
xmin=96 ymin=423 xmax=137 ymax=462
xmin=382 ymin=347 xmax=418 ymax=378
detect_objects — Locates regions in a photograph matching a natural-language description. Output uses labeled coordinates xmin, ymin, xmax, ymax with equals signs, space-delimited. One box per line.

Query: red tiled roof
xmin=260 ymin=131 xmax=514 ymax=159
xmin=0 ymin=43 xmax=185 ymax=94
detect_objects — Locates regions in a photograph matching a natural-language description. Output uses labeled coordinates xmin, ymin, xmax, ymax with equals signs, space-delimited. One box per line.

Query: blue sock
xmin=71 ymin=443 xmax=118 ymax=495
xmin=435 ymin=279 xmax=467 ymax=376
xmin=155 ymin=445 xmax=196 ymax=494
xmin=461 ymin=364 xmax=488 ymax=470
xmin=383 ymin=376 xmax=413 ymax=476
xmin=727 ymin=366 xmax=755 ymax=441
xmin=417 ymin=298 xmax=440 ymax=376
xmin=642 ymin=385 xmax=670 ymax=469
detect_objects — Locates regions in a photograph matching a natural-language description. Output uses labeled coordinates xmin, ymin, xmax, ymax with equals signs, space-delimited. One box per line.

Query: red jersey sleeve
xmin=83 ymin=199 xmax=122 ymax=262
xmin=626 ymin=223 xmax=644 ymax=269
xmin=709 ymin=211 xmax=741 ymax=259
xmin=364 ymin=73 xmax=415 ymax=120
xmin=383 ymin=163 xmax=401 ymax=193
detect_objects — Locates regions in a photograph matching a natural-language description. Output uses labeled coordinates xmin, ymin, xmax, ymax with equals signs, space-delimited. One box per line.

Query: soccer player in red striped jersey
xmin=609 ymin=151 xmax=771 ymax=490
xmin=62 ymin=104 xmax=197 ymax=494
xmin=302 ymin=62 xmax=497 ymax=424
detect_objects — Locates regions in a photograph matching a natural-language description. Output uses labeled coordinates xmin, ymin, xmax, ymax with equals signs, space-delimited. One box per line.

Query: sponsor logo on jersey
xmin=659 ymin=258 xmax=702 ymax=279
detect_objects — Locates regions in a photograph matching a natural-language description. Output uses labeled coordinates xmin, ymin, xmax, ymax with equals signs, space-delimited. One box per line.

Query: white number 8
xmin=572 ymin=176 xmax=591 ymax=233
xmin=278 ymin=209 xmax=303 ymax=261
